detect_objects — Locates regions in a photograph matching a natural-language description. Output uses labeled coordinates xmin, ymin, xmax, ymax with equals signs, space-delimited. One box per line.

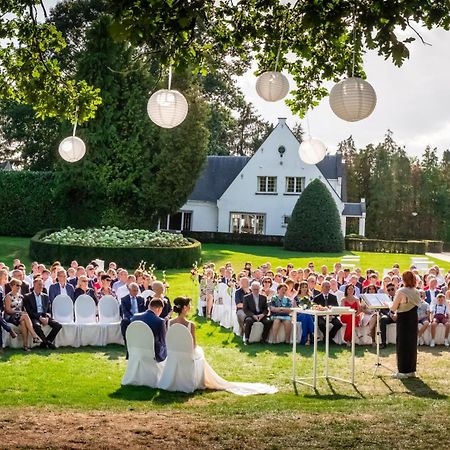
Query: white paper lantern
xmin=147 ymin=89 xmax=188 ymax=128
xmin=58 ymin=136 xmax=86 ymax=163
xmin=298 ymin=138 xmax=327 ymax=165
xmin=329 ymin=77 xmax=377 ymax=122
xmin=256 ymin=71 xmax=289 ymax=102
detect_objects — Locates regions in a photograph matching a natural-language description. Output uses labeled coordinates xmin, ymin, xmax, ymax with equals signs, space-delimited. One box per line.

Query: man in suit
xmin=313 ymin=280 xmax=342 ymax=344
xmin=23 ymin=278 xmax=62 ymax=349
xmin=48 ymin=269 xmax=75 ymax=303
xmin=243 ymin=281 xmax=272 ymax=344
xmin=130 ymin=298 xmax=167 ymax=362
xmin=120 ymin=282 xmax=146 ymax=343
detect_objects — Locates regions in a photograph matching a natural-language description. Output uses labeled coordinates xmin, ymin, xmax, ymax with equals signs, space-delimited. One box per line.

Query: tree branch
xmin=406 ymin=19 xmax=432 ymax=46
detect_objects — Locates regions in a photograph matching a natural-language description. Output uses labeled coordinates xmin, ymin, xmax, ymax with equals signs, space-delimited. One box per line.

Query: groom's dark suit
xmin=130 ymin=310 xmax=167 ymax=362
xmin=313 ymin=292 xmax=342 ymax=342
xmin=243 ymin=293 xmax=272 ymax=342
xmin=23 ymin=291 xmax=62 ymax=346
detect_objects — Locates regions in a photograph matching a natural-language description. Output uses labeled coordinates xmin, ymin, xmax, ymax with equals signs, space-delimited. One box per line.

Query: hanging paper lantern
xmin=329 ymin=77 xmax=377 ymax=122
xmin=147 ymin=89 xmax=188 ymax=128
xmin=256 ymin=71 xmax=289 ymax=102
xmin=58 ymin=136 xmax=86 ymax=163
xmin=298 ymin=138 xmax=327 ymax=165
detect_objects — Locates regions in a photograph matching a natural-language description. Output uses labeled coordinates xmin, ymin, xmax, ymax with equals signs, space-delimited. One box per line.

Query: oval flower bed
xmin=42 ymin=227 xmax=192 ymax=248
xmin=30 ymin=227 xmax=201 ymax=269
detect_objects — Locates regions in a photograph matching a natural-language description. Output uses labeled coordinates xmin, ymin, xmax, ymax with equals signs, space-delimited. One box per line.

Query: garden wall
xmin=30 ymin=229 xmax=202 ymax=269
xmin=345 ymin=237 xmax=443 ymax=254
xmin=184 ymin=231 xmax=284 ymax=246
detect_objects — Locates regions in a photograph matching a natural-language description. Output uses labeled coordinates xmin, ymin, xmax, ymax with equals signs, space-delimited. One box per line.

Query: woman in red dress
xmin=340 ymin=284 xmax=362 ymax=345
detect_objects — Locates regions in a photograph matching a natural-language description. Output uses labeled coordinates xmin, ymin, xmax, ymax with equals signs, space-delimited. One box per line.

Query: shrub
xmin=30 ymin=229 xmax=202 ymax=269
xmin=0 ymin=171 xmax=63 ymax=236
xmin=345 ymin=237 xmax=443 ymax=254
xmin=284 ymin=178 xmax=344 ymax=252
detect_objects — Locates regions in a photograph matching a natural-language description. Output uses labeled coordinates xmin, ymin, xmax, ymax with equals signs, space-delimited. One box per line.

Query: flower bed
xmin=30 ymin=228 xmax=201 ymax=269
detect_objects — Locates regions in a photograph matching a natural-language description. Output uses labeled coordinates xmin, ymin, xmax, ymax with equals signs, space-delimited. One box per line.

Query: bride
xmin=167 ymin=296 xmax=277 ymax=396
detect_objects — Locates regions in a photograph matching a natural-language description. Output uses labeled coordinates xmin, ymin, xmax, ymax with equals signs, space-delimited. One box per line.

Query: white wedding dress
xmin=159 ymin=321 xmax=277 ymax=396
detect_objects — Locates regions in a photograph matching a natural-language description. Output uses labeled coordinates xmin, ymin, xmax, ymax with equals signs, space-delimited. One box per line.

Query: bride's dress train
xmin=157 ymin=323 xmax=277 ymax=395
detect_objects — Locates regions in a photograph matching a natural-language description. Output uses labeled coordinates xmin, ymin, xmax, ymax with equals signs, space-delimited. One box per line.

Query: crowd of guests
xmin=0 ymin=258 xmax=172 ymax=352
xmin=198 ymin=260 xmax=450 ymax=348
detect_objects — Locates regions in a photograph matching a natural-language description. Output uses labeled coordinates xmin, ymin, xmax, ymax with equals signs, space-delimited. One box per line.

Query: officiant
xmin=390 ymin=271 xmax=421 ymax=379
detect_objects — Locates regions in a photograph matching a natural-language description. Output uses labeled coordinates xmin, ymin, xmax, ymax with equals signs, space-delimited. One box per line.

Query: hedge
xmin=30 ymin=229 xmax=202 ymax=269
xmin=184 ymin=231 xmax=284 ymax=246
xmin=345 ymin=237 xmax=443 ymax=254
xmin=0 ymin=171 xmax=63 ymax=236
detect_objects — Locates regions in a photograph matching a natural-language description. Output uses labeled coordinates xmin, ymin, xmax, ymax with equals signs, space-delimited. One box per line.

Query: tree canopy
xmin=0 ymin=1 xmax=449 ymax=123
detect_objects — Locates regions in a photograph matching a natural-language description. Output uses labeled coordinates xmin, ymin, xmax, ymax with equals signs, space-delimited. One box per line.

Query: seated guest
xmin=340 ymin=284 xmax=362 ymax=346
xmin=307 ymin=275 xmax=320 ymax=298
xmin=314 ymin=281 xmax=342 ymax=344
xmin=270 ymin=283 xmax=292 ymax=344
xmin=425 ymin=277 xmax=441 ymax=308
xmin=379 ymin=282 xmax=397 ymax=348
xmin=234 ymin=276 xmax=250 ymax=336
xmin=360 ymin=284 xmax=378 ymax=344
xmin=149 ymin=281 xmax=172 ymax=323
xmin=49 ymin=269 xmax=75 ymax=303
xmin=113 ymin=269 xmax=128 ymax=293
xmin=5 ymin=269 xmax=30 ymax=296
xmin=116 ymin=275 xmax=136 ymax=302
xmin=41 ymin=269 xmax=53 ymax=293
xmin=4 ymin=278 xmax=42 ymax=351
xmin=417 ymin=289 xmax=430 ymax=345
xmin=23 ymin=278 xmax=62 ymax=349
xmin=98 ymin=274 xmax=115 ymax=299
xmin=243 ymin=281 xmax=272 ymax=345
xmin=330 ymin=278 xmax=344 ymax=304
xmin=120 ymin=282 xmax=146 ymax=343
xmin=261 ymin=277 xmax=276 ymax=301
xmin=296 ymin=281 xmax=314 ymax=345
xmin=0 ymin=275 xmax=17 ymax=350
xmin=130 ymin=298 xmax=167 ymax=362
xmin=74 ymin=275 xmax=97 ymax=304
xmin=430 ymin=293 xmax=450 ymax=347
xmin=339 ymin=275 xmax=361 ymax=297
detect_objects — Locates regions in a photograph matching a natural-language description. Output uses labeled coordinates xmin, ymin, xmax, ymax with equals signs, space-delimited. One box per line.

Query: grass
xmin=0 ymin=237 xmax=450 ymax=448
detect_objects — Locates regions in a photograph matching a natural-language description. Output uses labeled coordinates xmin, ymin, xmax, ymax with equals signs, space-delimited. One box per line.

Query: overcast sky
xmin=43 ymin=1 xmax=450 ymax=158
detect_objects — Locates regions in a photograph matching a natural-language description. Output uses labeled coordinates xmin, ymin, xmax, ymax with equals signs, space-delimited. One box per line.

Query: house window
xmin=230 ymin=213 xmax=265 ymax=235
xmin=282 ymin=215 xmax=290 ymax=227
xmin=160 ymin=211 xmax=192 ymax=231
xmin=285 ymin=176 xmax=305 ymax=193
xmin=257 ymin=176 xmax=277 ymax=193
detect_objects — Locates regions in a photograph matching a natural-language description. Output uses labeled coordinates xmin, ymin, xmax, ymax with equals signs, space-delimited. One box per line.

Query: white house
xmin=160 ymin=118 xmax=366 ymax=236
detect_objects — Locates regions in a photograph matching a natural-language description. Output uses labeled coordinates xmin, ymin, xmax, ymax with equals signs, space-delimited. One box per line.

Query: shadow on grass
xmin=109 ymin=385 xmax=200 ymax=405
xmin=400 ymin=377 xmax=448 ymax=399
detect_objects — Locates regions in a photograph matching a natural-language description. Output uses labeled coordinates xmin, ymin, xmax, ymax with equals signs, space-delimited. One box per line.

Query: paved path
xmin=426 ymin=252 xmax=450 ymax=263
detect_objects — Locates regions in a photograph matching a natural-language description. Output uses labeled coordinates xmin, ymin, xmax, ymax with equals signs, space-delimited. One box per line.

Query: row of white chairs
xmin=202 ymin=283 xmax=449 ymax=346
xmin=122 ymin=321 xmax=204 ymax=393
xmin=2 ymin=294 xmax=123 ymax=348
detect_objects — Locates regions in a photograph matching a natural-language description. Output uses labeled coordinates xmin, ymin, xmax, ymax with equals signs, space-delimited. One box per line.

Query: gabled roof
xmin=343 ymin=202 xmax=366 ymax=217
xmin=316 ymin=153 xmax=343 ymax=180
xmin=188 ymin=156 xmax=250 ymax=202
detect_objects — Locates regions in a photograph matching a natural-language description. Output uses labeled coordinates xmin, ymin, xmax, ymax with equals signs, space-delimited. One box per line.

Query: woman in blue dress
xmin=270 ymin=283 xmax=293 ymax=344
xmin=296 ymin=281 xmax=315 ymax=345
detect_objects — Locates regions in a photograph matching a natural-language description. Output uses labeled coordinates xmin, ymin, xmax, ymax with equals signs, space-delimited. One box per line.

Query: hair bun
xmin=173 ymin=305 xmax=183 ymax=314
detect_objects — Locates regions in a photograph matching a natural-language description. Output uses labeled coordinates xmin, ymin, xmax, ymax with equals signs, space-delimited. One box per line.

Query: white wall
xmin=181 ymin=200 xmax=218 ymax=232
xmin=217 ymin=119 xmax=345 ymax=236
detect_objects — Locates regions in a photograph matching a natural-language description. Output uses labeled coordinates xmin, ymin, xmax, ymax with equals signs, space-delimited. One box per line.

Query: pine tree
xmin=284 ymin=179 xmax=344 ymax=252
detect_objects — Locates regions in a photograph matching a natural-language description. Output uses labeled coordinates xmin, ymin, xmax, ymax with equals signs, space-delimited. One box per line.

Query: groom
xmin=130 ymin=298 xmax=167 ymax=362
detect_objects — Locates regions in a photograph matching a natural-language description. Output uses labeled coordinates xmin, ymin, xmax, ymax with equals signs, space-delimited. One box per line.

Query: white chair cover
xmin=211 ymin=283 xmax=224 ymax=323
xmin=52 ymin=294 xmax=78 ymax=347
xmin=158 ymin=323 xmax=205 ymax=393
xmin=197 ymin=284 xmax=205 ymax=317
xmin=248 ymin=321 xmax=264 ymax=343
xmin=219 ymin=284 xmax=234 ymax=329
xmin=74 ymin=294 xmax=102 ymax=346
xmin=140 ymin=289 xmax=154 ymax=302
xmin=98 ymin=295 xmax=124 ymax=345
xmin=115 ymin=285 xmax=130 ymax=302
xmin=122 ymin=321 xmax=163 ymax=387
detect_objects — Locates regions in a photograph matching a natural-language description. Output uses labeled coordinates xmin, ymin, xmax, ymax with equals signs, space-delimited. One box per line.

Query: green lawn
xmin=0 ymin=237 xmax=449 ymax=448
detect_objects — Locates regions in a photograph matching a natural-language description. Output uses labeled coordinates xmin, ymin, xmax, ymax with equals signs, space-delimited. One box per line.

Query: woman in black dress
xmin=390 ymin=270 xmax=421 ymax=379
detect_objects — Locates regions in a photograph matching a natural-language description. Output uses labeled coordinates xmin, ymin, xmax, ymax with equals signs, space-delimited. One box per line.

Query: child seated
xmin=417 ymin=290 xmax=430 ymax=346
xmin=430 ymin=293 xmax=450 ymax=347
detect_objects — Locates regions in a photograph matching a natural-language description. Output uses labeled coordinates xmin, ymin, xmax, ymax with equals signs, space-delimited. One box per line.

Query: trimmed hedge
xmin=30 ymin=229 xmax=202 ymax=269
xmin=0 ymin=171 xmax=63 ymax=236
xmin=184 ymin=231 xmax=284 ymax=246
xmin=345 ymin=237 xmax=443 ymax=254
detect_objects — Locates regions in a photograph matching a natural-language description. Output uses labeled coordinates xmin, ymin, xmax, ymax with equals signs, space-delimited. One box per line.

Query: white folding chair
xmin=122 ymin=321 xmax=163 ymax=387
xmin=211 ymin=283 xmax=225 ymax=323
xmin=74 ymin=294 xmax=102 ymax=346
xmin=98 ymin=295 xmax=124 ymax=345
xmin=219 ymin=284 xmax=234 ymax=329
xmin=158 ymin=324 xmax=205 ymax=393
xmin=52 ymin=294 xmax=78 ymax=347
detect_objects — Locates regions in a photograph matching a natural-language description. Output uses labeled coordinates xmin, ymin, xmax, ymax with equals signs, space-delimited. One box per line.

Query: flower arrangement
xmin=43 ymin=226 xmax=191 ymax=248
